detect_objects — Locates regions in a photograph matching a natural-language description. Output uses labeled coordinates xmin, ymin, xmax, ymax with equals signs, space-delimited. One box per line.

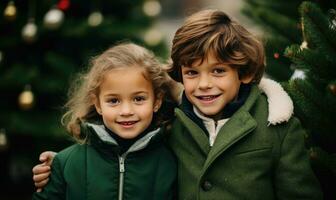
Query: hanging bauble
xmin=290 ymin=69 xmax=306 ymax=80
xmin=3 ymin=1 xmax=17 ymax=21
xmin=18 ymin=85 xmax=34 ymax=110
xmin=21 ymin=19 xmax=38 ymax=43
xmin=328 ymin=9 xmax=336 ymax=30
xmin=44 ymin=7 xmax=64 ymax=30
xmin=309 ymin=148 xmax=318 ymax=160
xmin=58 ymin=0 xmax=70 ymax=11
xmin=0 ymin=51 xmax=3 ymax=64
xmin=144 ymin=28 xmax=163 ymax=46
xmin=0 ymin=129 xmax=8 ymax=151
xmin=273 ymin=52 xmax=280 ymax=59
xmin=329 ymin=83 xmax=336 ymax=95
xmin=300 ymin=41 xmax=308 ymax=50
xmin=88 ymin=11 xmax=103 ymax=27
xmin=143 ymin=0 xmax=161 ymax=17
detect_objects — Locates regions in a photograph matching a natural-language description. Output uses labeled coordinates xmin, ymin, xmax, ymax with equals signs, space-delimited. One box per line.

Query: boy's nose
xmin=198 ymin=74 xmax=212 ymax=90
xmin=119 ymin=102 xmax=134 ymax=116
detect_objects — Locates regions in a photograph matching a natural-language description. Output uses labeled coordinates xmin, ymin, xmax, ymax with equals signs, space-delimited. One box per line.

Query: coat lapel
xmin=203 ymin=86 xmax=261 ymax=170
xmin=175 ymin=108 xmax=211 ymax=156
xmin=203 ymin=110 xmax=257 ymax=170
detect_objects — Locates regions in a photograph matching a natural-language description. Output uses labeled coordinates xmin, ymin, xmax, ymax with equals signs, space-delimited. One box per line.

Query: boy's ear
xmin=92 ymin=94 xmax=102 ymax=115
xmin=241 ymin=75 xmax=254 ymax=84
xmin=154 ymin=94 xmax=163 ymax=113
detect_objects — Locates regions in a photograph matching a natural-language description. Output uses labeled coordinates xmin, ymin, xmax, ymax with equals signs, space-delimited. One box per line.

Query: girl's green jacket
xmin=168 ymin=84 xmax=322 ymax=200
xmin=32 ymin=123 xmax=176 ymax=200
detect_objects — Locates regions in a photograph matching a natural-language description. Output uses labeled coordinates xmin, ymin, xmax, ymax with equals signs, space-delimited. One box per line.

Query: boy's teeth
xmin=199 ymin=95 xmax=217 ymax=100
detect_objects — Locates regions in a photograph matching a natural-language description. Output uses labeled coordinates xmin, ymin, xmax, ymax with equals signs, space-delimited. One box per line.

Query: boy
xmin=166 ymin=9 xmax=322 ymax=199
xmin=33 ymin=9 xmax=322 ymax=200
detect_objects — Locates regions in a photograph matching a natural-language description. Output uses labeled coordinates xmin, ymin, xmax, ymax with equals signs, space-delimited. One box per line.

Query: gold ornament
xmin=143 ymin=0 xmax=161 ymax=17
xmin=0 ymin=129 xmax=8 ymax=151
xmin=4 ymin=1 xmax=17 ymax=21
xmin=300 ymin=41 xmax=308 ymax=50
xmin=329 ymin=84 xmax=336 ymax=95
xmin=0 ymin=51 xmax=3 ymax=64
xmin=22 ymin=18 xmax=38 ymax=43
xmin=144 ymin=28 xmax=163 ymax=46
xmin=309 ymin=148 xmax=318 ymax=160
xmin=18 ymin=85 xmax=34 ymax=110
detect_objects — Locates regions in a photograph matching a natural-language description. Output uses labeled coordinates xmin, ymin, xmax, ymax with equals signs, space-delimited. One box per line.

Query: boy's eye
xmin=184 ymin=70 xmax=198 ymax=76
xmin=213 ymin=68 xmax=226 ymax=74
xmin=134 ymin=96 xmax=146 ymax=103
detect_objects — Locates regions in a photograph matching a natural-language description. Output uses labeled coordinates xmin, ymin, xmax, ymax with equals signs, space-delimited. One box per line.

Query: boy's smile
xmin=181 ymin=52 xmax=252 ymax=119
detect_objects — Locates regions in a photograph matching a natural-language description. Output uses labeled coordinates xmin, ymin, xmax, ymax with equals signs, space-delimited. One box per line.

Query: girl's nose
xmin=119 ymin=102 xmax=134 ymax=116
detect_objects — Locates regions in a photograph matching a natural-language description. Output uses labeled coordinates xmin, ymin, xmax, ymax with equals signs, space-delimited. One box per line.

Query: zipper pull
xmin=119 ymin=156 xmax=125 ymax=173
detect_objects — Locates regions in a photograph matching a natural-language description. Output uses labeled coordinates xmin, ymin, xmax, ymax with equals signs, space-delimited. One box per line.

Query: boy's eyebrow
xmin=183 ymin=62 xmax=226 ymax=68
xmin=209 ymin=62 xmax=225 ymax=66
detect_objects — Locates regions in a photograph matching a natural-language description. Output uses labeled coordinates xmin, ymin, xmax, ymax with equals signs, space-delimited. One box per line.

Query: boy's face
xmin=181 ymin=52 xmax=252 ymax=119
xmin=94 ymin=66 xmax=161 ymax=139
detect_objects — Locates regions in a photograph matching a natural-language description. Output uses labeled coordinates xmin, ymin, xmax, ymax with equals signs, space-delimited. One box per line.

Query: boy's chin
xmin=197 ymin=107 xmax=222 ymax=119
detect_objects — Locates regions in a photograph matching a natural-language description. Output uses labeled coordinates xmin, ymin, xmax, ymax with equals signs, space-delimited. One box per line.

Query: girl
xmin=32 ymin=42 xmax=177 ymax=200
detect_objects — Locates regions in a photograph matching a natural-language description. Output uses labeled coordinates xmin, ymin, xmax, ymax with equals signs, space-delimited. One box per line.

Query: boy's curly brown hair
xmin=167 ymin=9 xmax=265 ymax=84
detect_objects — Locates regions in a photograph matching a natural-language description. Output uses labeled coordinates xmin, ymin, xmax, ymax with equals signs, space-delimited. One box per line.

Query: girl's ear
xmin=92 ymin=94 xmax=102 ymax=115
xmin=153 ymin=94 xmax=163 ymax=113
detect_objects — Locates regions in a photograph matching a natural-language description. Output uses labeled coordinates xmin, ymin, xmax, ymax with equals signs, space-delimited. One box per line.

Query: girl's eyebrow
xmin=103 ymin=91 xmax=149 ymax=97
xmin=133 ymin=91 xmax=148 ymax=95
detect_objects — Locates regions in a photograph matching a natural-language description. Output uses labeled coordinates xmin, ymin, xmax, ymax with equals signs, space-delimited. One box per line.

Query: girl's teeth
xmin=121 ymin=122 xmax=135 ymax=125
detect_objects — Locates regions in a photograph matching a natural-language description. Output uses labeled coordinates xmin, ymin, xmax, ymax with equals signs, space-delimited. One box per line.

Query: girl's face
xmin=94 ymin=66 xmax=162 ymax=139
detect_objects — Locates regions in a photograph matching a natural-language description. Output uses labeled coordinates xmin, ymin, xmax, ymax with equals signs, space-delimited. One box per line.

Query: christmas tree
xmin=242 ymin=0 xmax=302 ymax=81
xmin=284 ymin=2 xmax=336 ymax=199
xmin=0 ymin=0 xmax=166 ymax=198
xmin=244 ymin=0 xmax=336 ymax=198
xmin=242 ymin=0 xmax=335 ymax=81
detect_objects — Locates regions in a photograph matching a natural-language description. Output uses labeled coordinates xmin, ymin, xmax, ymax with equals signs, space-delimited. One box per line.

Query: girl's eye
xmin=108 ymin=98 xmax=120 ymax=105
xmin=213 ymin=68 xmax=226 ymax=74
xmin=134 ymin=96 xmax=146 ymax=103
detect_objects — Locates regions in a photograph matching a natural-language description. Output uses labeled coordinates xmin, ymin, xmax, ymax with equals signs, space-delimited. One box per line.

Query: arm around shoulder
xmin=274 ymin=117 xmax=323 ymax=200
xmin=32 ymin=154 xmax=66 ymax=200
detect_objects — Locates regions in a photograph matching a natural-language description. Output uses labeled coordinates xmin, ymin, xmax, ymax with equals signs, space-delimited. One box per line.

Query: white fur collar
xmin=258 ymin=78 xmax=293 ymax=125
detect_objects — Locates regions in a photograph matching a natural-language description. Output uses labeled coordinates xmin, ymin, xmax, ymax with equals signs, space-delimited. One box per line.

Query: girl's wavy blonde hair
xmin=168 ymin=9 xmax=265 ymax=84
xmin=62 ymin=42 xmax=177 ymax=140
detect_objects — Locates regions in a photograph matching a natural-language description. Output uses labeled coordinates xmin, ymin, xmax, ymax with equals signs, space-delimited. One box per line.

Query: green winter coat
xmin=168 ymin=84 xmax=322 ymax=200
xmin=32 ymin=123 xmax=176 ymax=200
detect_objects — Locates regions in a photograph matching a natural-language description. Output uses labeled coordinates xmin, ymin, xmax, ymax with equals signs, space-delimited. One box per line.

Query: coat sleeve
xmin=274 ymin=117 xmax=323 ymax=200
xmin=32 ymin=154 xmax=66 ymax=200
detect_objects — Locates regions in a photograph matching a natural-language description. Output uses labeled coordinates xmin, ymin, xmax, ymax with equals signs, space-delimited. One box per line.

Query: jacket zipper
xmin=118 ymin=155 xmax=126 ymax=200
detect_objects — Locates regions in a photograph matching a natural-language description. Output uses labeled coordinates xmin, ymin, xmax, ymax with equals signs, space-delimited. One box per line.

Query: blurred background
xmin=0 ymin=0 xmax=335 ymax=199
